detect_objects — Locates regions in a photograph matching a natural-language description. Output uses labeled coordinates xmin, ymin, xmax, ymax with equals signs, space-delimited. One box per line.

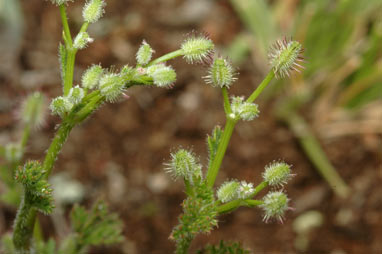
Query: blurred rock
xmin=294 ymin=185 xmax=327 ymax=212
xmin=147 ymin=172 xmax=169 ymax=194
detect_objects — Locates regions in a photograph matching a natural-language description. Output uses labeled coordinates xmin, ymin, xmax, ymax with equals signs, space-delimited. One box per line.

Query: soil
xmin=0 ymin=0 xmax=381 ymax=254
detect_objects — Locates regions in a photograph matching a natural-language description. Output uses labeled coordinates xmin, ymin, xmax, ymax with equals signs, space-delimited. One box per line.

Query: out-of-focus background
xmin=0 ymin=0 xmax=381 ymax=253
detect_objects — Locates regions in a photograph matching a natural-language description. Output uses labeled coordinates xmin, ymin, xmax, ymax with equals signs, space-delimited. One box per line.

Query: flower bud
xmin=67 ymin=86 xmax=85 ymax=105
xmin=217 ymin=180 xmax=240 ymax=203
xmin=261 ymin=191 xmax=290 ymax=223
xmin=82 ymin=65 xmax=103 ymax=89
xmin=165 ymin=149 xmax=200 ymax=180
xmin=20 ymin=92 xmax=46 ymax=128
xmin=147 ymin=64 xmax=176 ymax=88
xmin=263 ymin=161 xmax=293 ymax=187
xmin=230 ymin=96 xmax=259 ymax=121
xmin=73 ymin=32 xmax=93 ymax=50
xmin=268 ymin=37 xmax=304 ymax=79
xmin=98 ymin=73 xmax=125 ymax=102
xmin=83 ymin=0 xmax=106 ymax=23
xmin=237 ymin=181 xmax=254 ymax=199
xmin=50 ymin=96 xmax=73 ymax=117
xmin=181 ymin=35 xmax=214 ymax=64
xmin=204 ymin=57 xmax=236 ymax=88
xmin=136 ymin=40 xmax=154 ymax=66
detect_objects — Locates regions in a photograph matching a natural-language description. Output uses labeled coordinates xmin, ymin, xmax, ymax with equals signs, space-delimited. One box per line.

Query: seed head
xmin=67 ymin=86 xmax=85 ymax=105
xmin=268 ymin=37 xmax=304 ymax=79
xmin=181 ymin=34 xmax=214 ymax=64
xmin=263 ymin=161 xmax=293 ymax=187
xmin=83 ymin=0 xmax=106 ymax=23
xmin=98 ymin=73 xmax=125 ymax=102
xmin=217 ymin=180 xmax=240 ymax=203
xmin=165 ymin=149 xmax=201 ymax=181
xmin=261 ymin=191 xmax=290 ymax=223
xmin=50 ymin=96 xmax=73 ymax=117
xmin=204 ymin=57 xmax=237 ymax=88
xmin=20 ymin=92 xmax=46 ymax=128
xmin=73 ymin=32 xmax=93 ymax=50
xmin=230 ymin=96 xmax=259 ymax=121
xmin=146 ymin=64 xmax=176 ymax=88
xmin=82 ymin=65 xmax=104 ymax=89
xmin=237 ymin=181 xmax=255 ymax=199
xmin=136 ymin=40 xmax=154 ymax=66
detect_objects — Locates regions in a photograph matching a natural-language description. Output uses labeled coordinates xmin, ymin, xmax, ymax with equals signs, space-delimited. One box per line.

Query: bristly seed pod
xmin=82 ymin=65 xmax=103 ymax=89
xmin=268 ymin=37 xmax=304 ymax=79
xmin=136 ymin=40 xmax=155 ymax=66
xmin=230 ymin=96 xmax=259 ymax=121
xmin=261 ymin=191 xmax=290 ymax=223
xmin=165 ymin=149 xmax=201 ymax=181
xmin=263 ymin=161 xmax=293 ymax=187
xmin=67 ymin=86 xmax=85 ymax=105
xmin=98 ymin=73 xmax=125 ymax=102
xmin=73 ymin=32 xmax=93 ymax=50
xmin=83 ymin=0 xmax=106 ymax=23
xmin=50 ymin=96 xmax=73 ymax=117
xmin=204 ymin=56 xmax=237 ymax=88
xmin=146 ymin=64 xmax=176 ymax=88
xmin=181 ymin=34 xmax=214 ymax=64
xmin=20 ymin=92 xmax=46 ymax=128
xmin=217 ymin=180 xmax=240 ymax=203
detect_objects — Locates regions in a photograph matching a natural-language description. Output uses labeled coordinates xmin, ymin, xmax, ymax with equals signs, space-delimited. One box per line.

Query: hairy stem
xmin=12 ymin=194 xmax=34 ymax=253
xmin=222 ymin=87 xmax=232 ymax=115
xmin=250 ymin=181 xmax=268 ymax=198
xmin=63 ymin=49 xmax=76 ymax=95
xmin=246 ymin=70 xmax=275 ymax=103
xmin=206 ymin=118 xmax=236 ymax=187
xmin=43 ymin=121 xmax=75 ymax=177
xmin=59 ymin=5 xmax=72 ymax=46
xmin=148 ymin=49 xmax=184 ymax=66
xmin=217 ymin=199 xmax=263 ymax=214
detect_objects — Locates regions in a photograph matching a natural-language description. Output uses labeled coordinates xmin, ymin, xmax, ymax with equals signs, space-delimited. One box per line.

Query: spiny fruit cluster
xmin=15 ymin=161 xmax=54 ymax=215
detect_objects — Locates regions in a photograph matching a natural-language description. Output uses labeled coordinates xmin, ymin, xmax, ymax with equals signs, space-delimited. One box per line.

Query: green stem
xmin=79 ymin=22 xmax=89 ymax=34
xmin=148 ymin=49 xmax=184 ymax=66
xmin=206 ymin=118 xmax=237 ymax=187
xmin=283 ymin=111 xmax=350 ymax=198
xmin=250 ymin=181 xmax=268 ymax=198
xmin=74 ymin=93 xmax=104 ymax=123
xmin=59 ymin=5 xmax=72 ymax=46
xmin=243 ymin=199 xmax=263 ymax=207
xmin=63 ymin=48 xmax=76 ymax=96
xmin=222 ymin=87 xmax=232 ymax=115
xmin=12 ymin=194 xmax=35 ymax=253
xmin=20 ymin=123 xmax=31 ymax=151
xmin=246 ymin=71 xmax=275 ymax=103
xmin=43 ymin=121 xmax=75 ymax=177
xmin=11 ymin=123 xmax=31 ymax=173
xmin=217 ymin=199 xmax=263 ymax=214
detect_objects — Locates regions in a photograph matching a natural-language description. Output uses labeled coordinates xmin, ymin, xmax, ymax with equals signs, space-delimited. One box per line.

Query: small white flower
xmin=237 ymin=181 xmax=254 ymax=199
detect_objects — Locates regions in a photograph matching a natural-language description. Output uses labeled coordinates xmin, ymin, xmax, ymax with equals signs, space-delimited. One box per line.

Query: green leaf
xmin=61 ymin=200 xmax=123 ymax=254
xmin=197 ymin=240 xmax=251 ymax=254
xmin=34 ymin=239 xmax=57 ymax=254
xmin=207 ymin=126 xmax=223 ymax=170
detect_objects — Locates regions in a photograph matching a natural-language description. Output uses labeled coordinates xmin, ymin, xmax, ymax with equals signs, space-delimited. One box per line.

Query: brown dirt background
xmin=0 ymin=0 xmax=381 ymax=253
